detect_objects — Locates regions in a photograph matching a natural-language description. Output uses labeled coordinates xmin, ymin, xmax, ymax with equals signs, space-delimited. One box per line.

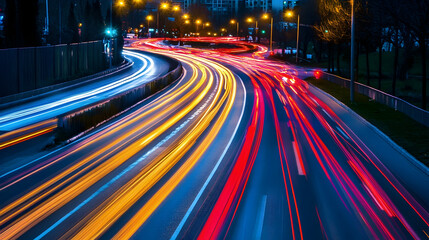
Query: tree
xmin=82 ymin=1 xmax=92 ymax=41
xmin=90 ymin=0 xmax=104 ymax=41
xmin=379 ymin=0 xmax=429 ymax=108
xmin=4 ymin=0 xmax=40 ymax=48
xmin=315 ymin=0 xmax=351 ymax=74
xmin=4 ymin=0 xmax=17 ymax=48
xmin=65 ymin=2 xmax=79 ymax=44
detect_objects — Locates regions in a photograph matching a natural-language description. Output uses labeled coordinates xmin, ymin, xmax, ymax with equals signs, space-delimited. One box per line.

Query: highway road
xmin=0 ymin=50 xmax=171 ymax=167
xmin=0 ymin=38 xmax=428 ymax=239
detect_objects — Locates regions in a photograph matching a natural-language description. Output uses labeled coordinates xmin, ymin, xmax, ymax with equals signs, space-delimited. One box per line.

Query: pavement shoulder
xmin=307 ymin=83 xmax=429 ymax=201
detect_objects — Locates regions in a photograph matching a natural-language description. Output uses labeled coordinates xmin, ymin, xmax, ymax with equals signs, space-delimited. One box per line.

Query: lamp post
xmin=230 ymin=20 xmax=239 ymax=40
xmin=157 ymin=2 xmax=169 ymax=35
xmin=146 ymin=15 xmax=153 ymax=38
xmin=195 ymin=19 xmax=202 ymax=35
xmin=262 ymin=13 xmax=273 ymax=52
xmin=246 ymin=17 xmax=258 ymax=42
xmin=350 ymin=0 xmax=356 ymax=102
xmin=286 ymin=10 xmax=299 ymax=63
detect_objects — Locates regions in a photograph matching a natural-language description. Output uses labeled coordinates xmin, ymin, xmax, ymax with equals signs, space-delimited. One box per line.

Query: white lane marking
xmin=292 ymin=141 xmax=304 ymax=176
xmin=336 ymin=126 xmax=350 ymax=140
xmin=34 ymin=65 xmax=216 ymax=239
xmin=254 ymin=195 xmax=267 ymax=240
xmin=170 ymin=74 xmax=247 ymax=240
xmin=321 ymin=108 xmax=334 ymax=122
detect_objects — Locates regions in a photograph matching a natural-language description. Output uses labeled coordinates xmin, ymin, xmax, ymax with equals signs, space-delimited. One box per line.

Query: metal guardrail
xmin=320 ymin=72 xmax=429 ymax=127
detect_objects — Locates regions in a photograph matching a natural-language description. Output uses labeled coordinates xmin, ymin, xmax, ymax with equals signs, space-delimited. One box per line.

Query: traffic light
xmin=261 ymin=30 xmax=266 ymax=34
xmin=105 ymin=28 xmax=117 ymax=37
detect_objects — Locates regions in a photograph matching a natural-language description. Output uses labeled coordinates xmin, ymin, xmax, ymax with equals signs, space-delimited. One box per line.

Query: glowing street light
xmin=172 ymin=5 xmax=180 ymax=12
xmin=161 ymin=2 xmax=169 ymax=9
xmin=261 ymin=13 xmax=273 ymax=51
xmin=195 ymin=19 xmax=202 ymax=33
xmin=286 ymin=9 xmax=299 ymax=63
xmin=118 ymin=0 xmax=125 ymax=7
xmin=183 ymin=14 xmax=189 ymax=19
xmin=185 ymin=19 xmax=190 ymax=24
xmin=246 ymin=17 xmax=258 ymax=42
xmin=230 ymin=19 xmax=239 ymax=40
xmin=146 ymin=15 xmax=153 ymax=37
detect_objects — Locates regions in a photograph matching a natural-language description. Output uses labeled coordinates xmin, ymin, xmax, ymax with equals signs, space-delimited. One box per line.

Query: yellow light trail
xmin=0 ymin=119 xmax=57 ymax=150
xmin=0 ymin=56 xmax=213 ymax=239
xmin=68 ymin=55 xmax=231 ymax=239
xmin=0 ymin=60 xmax=202 ymax=227
xmin=113 ymin=60 xmax=237 ymax=240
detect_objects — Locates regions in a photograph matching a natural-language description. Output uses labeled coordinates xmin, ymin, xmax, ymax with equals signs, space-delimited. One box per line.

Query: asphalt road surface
xmin=0 ymin=39 xmax=428 ymax=239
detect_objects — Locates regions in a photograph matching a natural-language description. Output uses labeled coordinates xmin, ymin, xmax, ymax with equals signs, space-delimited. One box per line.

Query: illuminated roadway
xmin=0 ymin=38 xmax=428 ymax=239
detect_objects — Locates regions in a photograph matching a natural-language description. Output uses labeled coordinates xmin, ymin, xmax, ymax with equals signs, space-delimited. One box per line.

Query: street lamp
xmin=230 ymin=19 xmax=239 ymax=40
xmin=161 ymin=3 xmax=169 ymax=9
xmin=172 ymin=5 xmax=180 ymax=12
xmin=146 ymin=15 xmax=153 ymax=37
xmin=350 ymin=0 xmax=356 ymax=102
xmin=286 ymin=10 xmax=300 ymax=63
xmin=196 ymin=19 xmax=202 ymax=34
xmin=246 ymin=17 xmax=258 ymax=42
xmin=157 ymin=3 xmax=170 ymax=36
xmin=262 ymin=13 xmax=273 ymax=52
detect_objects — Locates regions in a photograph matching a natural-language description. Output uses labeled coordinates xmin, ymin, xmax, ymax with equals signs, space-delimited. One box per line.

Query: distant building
xmin=244 ymin=0 xmax=299 ymax=13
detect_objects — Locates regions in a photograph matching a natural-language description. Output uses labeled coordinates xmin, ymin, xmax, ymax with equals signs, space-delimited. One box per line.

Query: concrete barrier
xmin=56 ymin=58 xmax=183 ymax=142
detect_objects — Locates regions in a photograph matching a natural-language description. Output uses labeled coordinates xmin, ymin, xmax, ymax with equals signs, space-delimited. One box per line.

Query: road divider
xmin=56 ymin=56 xmax=183 ymax=143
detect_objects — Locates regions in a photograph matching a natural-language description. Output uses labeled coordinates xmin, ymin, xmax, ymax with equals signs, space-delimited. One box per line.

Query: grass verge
xmin=306 ymin=77 xmax=429 ymax=166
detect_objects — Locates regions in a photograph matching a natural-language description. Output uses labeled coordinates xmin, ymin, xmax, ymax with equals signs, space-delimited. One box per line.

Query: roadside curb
xmin=0 ymin=59 xmax=133 ymax=110
xmin=308 ymin=83 xmax=429 ymax=176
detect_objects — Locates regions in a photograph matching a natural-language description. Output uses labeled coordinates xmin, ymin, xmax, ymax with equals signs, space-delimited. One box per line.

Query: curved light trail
xmin=0 ymin=38 xmax=428 ymax=240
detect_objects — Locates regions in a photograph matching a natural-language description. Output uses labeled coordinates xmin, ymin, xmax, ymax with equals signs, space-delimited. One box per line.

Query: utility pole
xmin=270 ymin=17 xmax=273 ymax=52
xmin=255 ymin=20 xmax=258 ymax=43
xmin=350 ymin=0 xmax=355 ymax=102
xmin=237 ymin=22 xmax=239 ymax=41
xmin=45 ymin=0 xmax=49 ymax=36
xmin=295 ymin=14 xmax=300 ymax=63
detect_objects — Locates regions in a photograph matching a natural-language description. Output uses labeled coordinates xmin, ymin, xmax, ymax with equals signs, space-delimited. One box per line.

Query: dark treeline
xmin=1 ymin=0 xmax=123 ymax=48
xmin=311 ymin=0 xmax=429 ymax=109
